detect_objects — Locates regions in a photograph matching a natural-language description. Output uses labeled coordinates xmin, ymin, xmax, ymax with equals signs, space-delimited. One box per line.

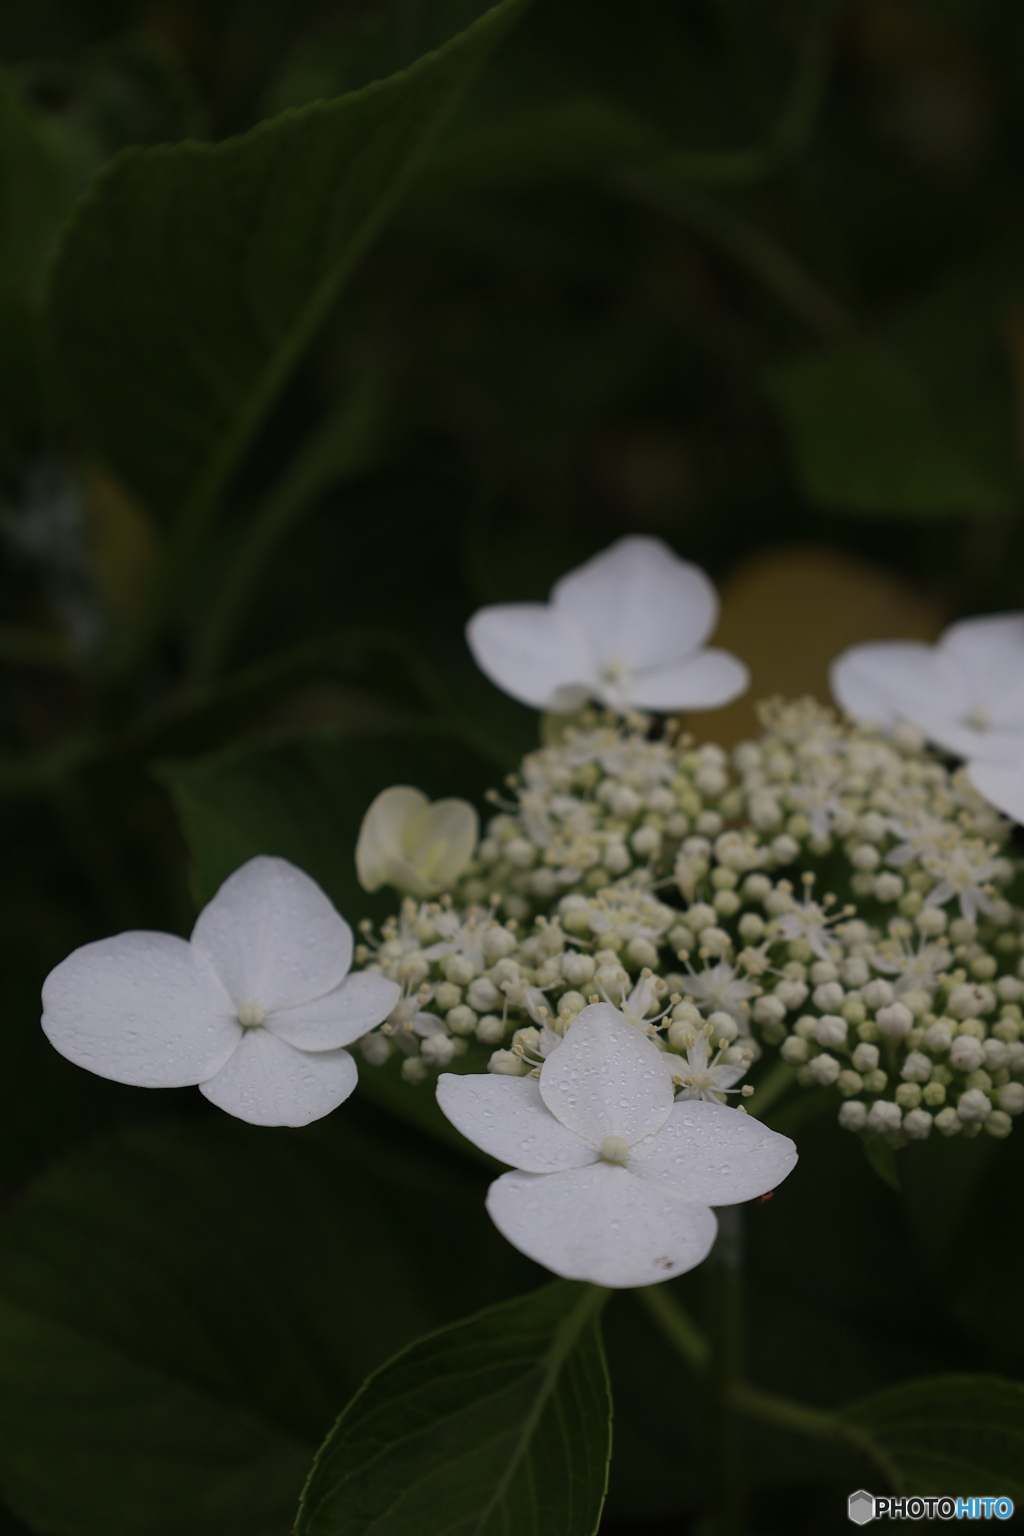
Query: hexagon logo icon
xmin=848 ymin=1490 xmax=875 ymax=1524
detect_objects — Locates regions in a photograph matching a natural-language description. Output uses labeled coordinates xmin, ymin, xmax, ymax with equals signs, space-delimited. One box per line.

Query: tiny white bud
xmin=902 ymin=1108 xmax=933 ymax=1140
xmin=901 ymin=1050 xmax=933 ymax=1083
xmin=488 ymin=1048 xmax=527 ymax=1075
xmin=780 ymin=1035 xmax=809 ymax=1064
xmin=876 ymin=1002 xmax=913 ymax=1039
xmin=813 ymin=1014 xmax=847 ymax=1049
xmin=997 ymin=1081 xmax=1024 ymax=1115
xmin=949 ymin=1035 xmax=986 ymax=1073
xmin=934 ymin=1106 xmax=962 ymax=1136
xmin=866 ymin=1100 xmax=902 ymax=1135
xmin=838 ymin=1100 xmax=868 ymax=1132
xmin=956 ymin=1087 xmax=992 ymax=1122
xmin=475 ymin=1014 xmax=506 ymax=1045
xmin=862 ymin=979 xmax=894 ymax=1010
xmin=807 ymin=1052 xmax=840 ymax=1086
xmin=852 ymin=1042 xmax=880 ymax=1072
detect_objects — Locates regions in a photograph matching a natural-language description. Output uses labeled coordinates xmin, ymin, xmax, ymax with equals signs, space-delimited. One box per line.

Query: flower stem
xmin=635 ymin=1284 xmax=709 ymax=1371
xmin=707 ymin=1206 xmax=746 ymax=1536
xmin=743 ymin=1060 xmax=796 ymax=1120
xmin=637 ymin=1281 xmax=901 ymax=1492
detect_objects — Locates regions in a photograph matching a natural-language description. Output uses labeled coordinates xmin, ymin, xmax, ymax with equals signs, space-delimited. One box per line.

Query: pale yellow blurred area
xmin=684 ymin=545 xmax=944 ymax=747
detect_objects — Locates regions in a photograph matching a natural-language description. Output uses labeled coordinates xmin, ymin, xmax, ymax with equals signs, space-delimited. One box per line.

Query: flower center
xmin=237 ymin=999 xmax=265 ymax=1029
xmin=599 ymin=1134 xmax=630 ymax=1164
xmin=600 ymin=656 xmax=632 ymax=693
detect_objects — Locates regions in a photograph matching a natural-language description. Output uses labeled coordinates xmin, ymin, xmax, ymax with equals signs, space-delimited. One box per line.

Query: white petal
xmin=539 ymin=1003 xmax=673 ymax=1148
xmin=267 ymin=970 xmax=401 ymax=1051
xmin=940 ymin=612 xmax=1024 ymax=695
xmin=404 ymin=798 xmax=480 ymax=892
xmin=966 ymin=762 xmax=1024 ymax=824
xmin=829 ymin=641 xmax=954 ymax=730
xmin=190 ymin=856 xmax=353 ymax=1012
xmin=355 ymin=786 xmax=427 ymax=893
xmin=465 ymin=604 xmax=595 ymax=710
xmin=41 ymin=932 xmax=239 ymax=1088
xmin=627 ymin=649 xmax=749 ymax=711
xmin=436 ymin=1072 xmax=596 ymax=1172
xmin=199 ymin=1030 xmax=357 ymax=1126
xmin=629 ymin=1100 xmax=797 ymax=1205
xmin=486 ymin=1163 xmax=718 ymax=1288
xmin=552 ymin=536 xmax=717 ymax=672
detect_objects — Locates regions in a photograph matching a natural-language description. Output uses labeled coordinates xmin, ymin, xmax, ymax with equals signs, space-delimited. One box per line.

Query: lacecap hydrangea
xmin=353 ymin=699 xmax=1024 ymax=1148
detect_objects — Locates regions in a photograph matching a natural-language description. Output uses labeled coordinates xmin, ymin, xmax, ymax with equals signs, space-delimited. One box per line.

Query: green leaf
xmin=49 ymin=0 xmax=528 ymax=530
xmin=0 ymin=72 xmax=88 ymax=446
xmin=0 ymin=1115 xmax=533 ymax=1536
xmin=295 ymin=1281 xmax=612 ymax=1536
xmin=763 ymin=338 xmax=1013 ymax=517
xmin=843 ymin=1376 xmax=1024 ymax=1496
xmin=156 ymin=726 xmax=499 ymax=914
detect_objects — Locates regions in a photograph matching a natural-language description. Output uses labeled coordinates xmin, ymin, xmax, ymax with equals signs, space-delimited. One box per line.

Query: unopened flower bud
xmin=900 ymin=1050 xmax=932 ymax=1082
xmin=488 ymin=1049 xmax=527 ymax=1075
xmin=956 ymin=1087 xmax=992 ymax=1122
xmin=984 ymin=1109 xmax=1013 ymax=1138
xmin=421 ymin=1032 xmax=457 ymax=1067
xmin=753 ymin=994 xmax=786 ymax=1026
xmin=807 ymin=1052 xmax=840 ymax=1086
xmin=934 ymin=1105 xmax=961 ymax=1135
xmin=923 ymin=1019 xmax=953 ymax=1053
xmin=997 ymin=1082 xmax=1024 ymax=1115
xmin=949 ymin=1035 xmax=985 ymax=1073
xmin=838 ymin=1100 xmax=868 ymax=1131
xmin=361 ymin=1033 xmax=392 ymax=1067
xmin=708 ymin=1011 xmax=739 ymax=1043
xmin=866 ymin=1100 xmax=902 ymax=1135
xmin=475 ymin=1014 xmax=506 ymax=1044
xmin=876 ymin=1002 xmax=913 ymax=1039
xmin=852 ymin=1042 xmax=879 ymax=1072
xmin=780 ymin=1035 xmax=809 ymax=1065
xmin=863 ymin=979 xmax=894 ymax=1010
xmin=814 ymin=1014 xmax=847 ymax=1048
xmin=902 ymin=1108 xmax=932 ymax=1140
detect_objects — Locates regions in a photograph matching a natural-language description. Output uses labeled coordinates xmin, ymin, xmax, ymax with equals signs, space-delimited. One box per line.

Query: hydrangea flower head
xmin=42 ymin=856 xmax=400 ymax=1127
xmin=466 ymin=535 xmax=749 ymax=714
xmin=437 ymin=1003 xmax=796 ymax=1287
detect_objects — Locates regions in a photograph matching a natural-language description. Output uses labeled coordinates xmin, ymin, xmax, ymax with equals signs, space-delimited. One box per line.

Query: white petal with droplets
xmin=41 ymin=931 xmax=239 ymax=1088
xmin=538 ymin=1003 xmax=674 ymax=1148
xmin=267 ymin=970 xmax=400 ymax=1051
xmin=486 ymin=1162 xmax=718 ymax=1288
xmin=191 ymin=856 xmax=353 ymax=1012
xmin=198 ymin=1029 xmax=358 ymax=1126
xmin=436 ymin=1072 xmax=596 ymax=1172
xmin=629 ymin=1100 xmax=797 ymax=1206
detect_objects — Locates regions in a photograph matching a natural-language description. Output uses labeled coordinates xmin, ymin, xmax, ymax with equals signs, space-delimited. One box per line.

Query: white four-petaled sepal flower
xmin=436 ymin=1003 xmax=796 ymax=1288
xmin=830 ymin=614 xmax=1024 ymax=767
xmin=465 ymin=535 xmax=749 ymax=714
xmin=41 ymin=856 xmax=400 ymax=1128
xmin=356 ymin=785 xmax=479 ymax=897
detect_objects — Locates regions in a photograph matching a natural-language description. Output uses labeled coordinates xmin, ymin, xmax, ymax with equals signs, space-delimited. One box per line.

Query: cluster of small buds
xmin=353 ymin=699 xmax=1024 ymax=1146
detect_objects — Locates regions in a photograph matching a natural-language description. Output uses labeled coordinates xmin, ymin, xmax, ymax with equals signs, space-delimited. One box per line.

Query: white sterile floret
xmin=356 ymin=786 xmax=479 ymax=897
xmin=465 ymin=536 xmax=748 ymax=714
xmin=830 ymin=613 xmax=1024 ymax=767
xmin=436 ymin=1004 xmax=796 ymax=1288
xmin=41 ymin=856 xmax=400 ymax=1127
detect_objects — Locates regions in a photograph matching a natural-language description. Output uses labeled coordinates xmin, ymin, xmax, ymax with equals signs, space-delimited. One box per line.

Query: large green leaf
xmin=843 ymin=1376 xmax=1024 ymax=1496
xmin=156 ymin=726 xmax=498 ymax=913
xmin=49 ymin=0 xmax=528 ymax=530
xmin=764 ymin=247 xmax=1024 ymax=519
xmin=0 ymin=1114 xmax=534 ymax=1536
xmin=0 ymin=73 xmax=87 ymax=447
xmin=295 ymin=1281 xmax=612 ymax=1536
xmin=763 ymin=338 xmax=1012 ymax=517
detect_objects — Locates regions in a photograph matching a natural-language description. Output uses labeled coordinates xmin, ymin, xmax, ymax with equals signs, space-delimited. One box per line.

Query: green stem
xmin=708 ymin=1206 xmax=745 ymax=1536
xmin=639 ymin=1285 xmax=901 ymax=1491
xmin=743 ymin=1060 xmax=796 ymax=1120
xmin=635 ymin=1285 xmax=709 ymax=1372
